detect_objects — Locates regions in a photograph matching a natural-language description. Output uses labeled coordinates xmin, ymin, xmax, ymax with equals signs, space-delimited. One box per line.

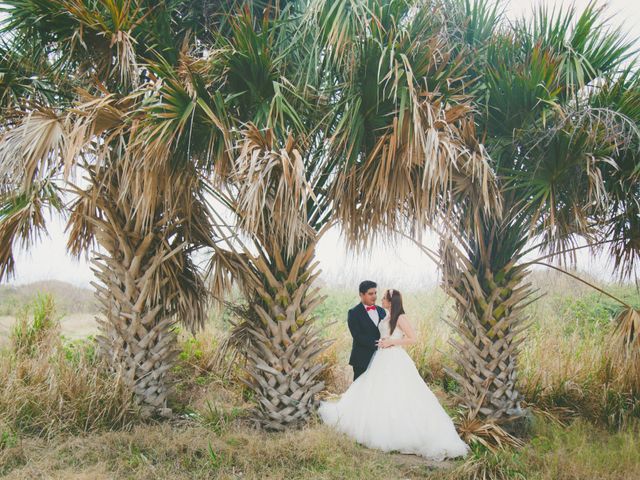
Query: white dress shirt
xmin=363 ymin=303 xmax=379 ymax=327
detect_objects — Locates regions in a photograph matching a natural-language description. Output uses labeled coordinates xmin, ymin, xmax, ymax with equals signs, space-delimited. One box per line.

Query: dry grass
xmin=0 ymin=422 xmax=419 ymax=479
xmin=517 ymin=275 xmax=640 ymax=430
xmin=0 ymin=295 xmax=141 ymax=440
xmin=2 ymin=415 xmax=638 ymax=479
xmin=1 ymin=277 xmax=640 ymax=478
xmin=0 ymin=343 xmax=141 ymax=438
xmin=442 ymin=417 xmax=640 ymax=480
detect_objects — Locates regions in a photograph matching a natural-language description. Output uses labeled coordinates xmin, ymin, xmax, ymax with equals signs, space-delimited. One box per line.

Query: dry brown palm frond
xmin=203 ymin=196 xmax=266 ymax=305
xmin=64 ymin=188 xmax=99 ymax=261
xmin=439 ymin=233 xmax=471 ymax=303
xmin=175 ymin=37 xmax=213 ymax=100
xmin=456 ymin=412 xmax=525 ymax=452
xmin=230 ymin=124 xmax=315 ymax=256
xmin=120 ymin=86 xmax=230 ymax=232
xmin=333 ymin=98 xmax=499 ymax=250
xmin=0 ymin=192 xmax=46 ymax=281
xmin=63 ymin=0 xmax=145 ymax=88
xmin=519 ymin=400 xmax=574 ymax=427
xmin=211 ymin=304 xmax=255 ymax=378
xmin=161 ymin=249 xmax=210 ymax=334
xmin=608 ymin=306 xmax=640 ymax=392
xmin=206 ymin=246 xmax=255 ymax=307
xmin=0 ymin=94 xmax=125 ymax=193
xmin=0 ymin=96 xmax=126 ymax=282
xmin=133 ymin=171 xmax=214 ymax=333
xmin=110 ymin=28 xmax=139 ymax=88
xmin=65 ymin=92 xmax=126 ymax=173
xmin=71 ymin=91 xmax=126 ymax=133
xmin=448 ymin=116 xmax=503 ymax=235
xmin=0 ymin=108 xmax=67 ymax=189
xmin=611 ymin=306 xmax=640 ymax=353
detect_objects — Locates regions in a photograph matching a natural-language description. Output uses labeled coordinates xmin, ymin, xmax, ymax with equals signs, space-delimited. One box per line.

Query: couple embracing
xmin=318 ymin=281 xmax=469 ymax=461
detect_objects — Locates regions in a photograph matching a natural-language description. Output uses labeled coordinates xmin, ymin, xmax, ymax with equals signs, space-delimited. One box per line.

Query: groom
xmin=347 ymin=280 xmax=387 ymax=381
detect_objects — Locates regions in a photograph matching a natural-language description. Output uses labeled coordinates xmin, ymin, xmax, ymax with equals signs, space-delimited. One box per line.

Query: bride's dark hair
xmin=384 ymin=289 xmax=405 ymax=335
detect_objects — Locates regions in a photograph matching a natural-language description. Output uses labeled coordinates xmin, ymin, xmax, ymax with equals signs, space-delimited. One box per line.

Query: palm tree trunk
xmin=232 ymin=240 xmax=331 ymax=430
xmin=79 ymin=167 xmax=190 ymax=418
xmin=91 ymin=229 xmax=177 ymax=418
xmin=441 ymin=237 xmax=534 ymax=424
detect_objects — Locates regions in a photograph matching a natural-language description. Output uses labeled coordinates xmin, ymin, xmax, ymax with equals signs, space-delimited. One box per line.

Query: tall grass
xmin=518 ymin=283 xmax=640 ymax=430
xmin=0 ymin=294 xmax=140 ymax=439
xmin=9 ymin=293 xmax=58 ymax=355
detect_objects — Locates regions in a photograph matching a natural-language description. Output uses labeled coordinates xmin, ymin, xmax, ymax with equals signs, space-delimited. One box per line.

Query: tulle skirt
xmin=318 ymin=346 xmax=469 ymax=460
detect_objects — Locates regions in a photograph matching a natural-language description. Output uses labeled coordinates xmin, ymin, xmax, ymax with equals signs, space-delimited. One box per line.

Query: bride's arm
xmin=388 ymin=314 xmax=417 ymax=346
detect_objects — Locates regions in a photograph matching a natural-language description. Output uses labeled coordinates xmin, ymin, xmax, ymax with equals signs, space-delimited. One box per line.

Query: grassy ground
xmin=1 ymin=273 xmax=639 ymax=479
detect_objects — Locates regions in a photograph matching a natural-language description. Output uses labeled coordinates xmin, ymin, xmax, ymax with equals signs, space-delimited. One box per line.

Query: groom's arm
xmin=347 ymin=310 xmax=377 ymax=350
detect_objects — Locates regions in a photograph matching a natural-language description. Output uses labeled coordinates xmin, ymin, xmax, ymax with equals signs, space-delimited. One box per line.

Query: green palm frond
xmin=482 ymin=39 xmax=563 ymax=138
xmin=130 ymin=65 xmax=220 ymax=169
xmin=221 ymin=4 xmax=310 ymax=136
xmin=1 ymin=0 xmax=222 ymax=92
xmin=304 ymin=0 xmax=373 ymax=71
xmin=516 ymin=0 xmax=636 ymax=97
xmin=441 ymin=0 xmax=505 ymax=49
xmin=307 ymin=0 xmax=500 ymax=245
xmin=64 ymin=181 xmax=100 ymax=259
xmin=0 ymin=40 xmax=65 ymax=108
xmin=448 ymin=0 xmax=640 ymax=276
xmin=130 ymin=3 xmax=309 ymax=169
xmin=2 ymin=0 xmax=137 ymax=89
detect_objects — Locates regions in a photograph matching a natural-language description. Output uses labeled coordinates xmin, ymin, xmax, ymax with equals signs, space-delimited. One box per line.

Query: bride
xmin=318 ymin=288 xmax=469 ymax=461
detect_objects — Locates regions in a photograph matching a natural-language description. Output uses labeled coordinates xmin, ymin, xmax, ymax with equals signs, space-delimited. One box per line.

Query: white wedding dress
xmin=318 ymin=312 xmax=470 ymax=460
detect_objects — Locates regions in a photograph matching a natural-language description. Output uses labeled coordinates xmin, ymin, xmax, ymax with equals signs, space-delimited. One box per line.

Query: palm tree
xmin=0 ymin=0 xmax=227 ymax=416
xmin=431 ymin=0 xmax=640 ymax=427
xmin=131 ymin=0 xmax=500 ymax=430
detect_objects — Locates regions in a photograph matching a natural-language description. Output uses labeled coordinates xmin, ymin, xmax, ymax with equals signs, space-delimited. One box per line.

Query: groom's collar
xmin=360 ymin=302 xmax=380 ymax=313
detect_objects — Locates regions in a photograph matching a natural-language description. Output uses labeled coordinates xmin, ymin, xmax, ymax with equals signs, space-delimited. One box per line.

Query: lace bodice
xmin=378 ymin=311 xmax=405 ymax=340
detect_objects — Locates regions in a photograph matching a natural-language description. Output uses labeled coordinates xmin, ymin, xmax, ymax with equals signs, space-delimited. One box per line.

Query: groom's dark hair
xmin=359 ymin=280 xmax=377 ymax=294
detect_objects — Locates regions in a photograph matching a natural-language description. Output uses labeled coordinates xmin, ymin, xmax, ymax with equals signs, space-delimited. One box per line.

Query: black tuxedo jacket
xmin=347 ymin=303 xmax=386 ymax=368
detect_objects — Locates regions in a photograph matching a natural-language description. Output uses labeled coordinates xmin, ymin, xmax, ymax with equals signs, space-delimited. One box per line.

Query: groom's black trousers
xmin=352 ymin=365 xmax=367 ymax=381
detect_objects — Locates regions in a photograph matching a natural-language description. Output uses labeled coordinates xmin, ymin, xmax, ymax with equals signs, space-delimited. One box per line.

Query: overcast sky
xmin=5 ymin=0 xmax=640 ymax=291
